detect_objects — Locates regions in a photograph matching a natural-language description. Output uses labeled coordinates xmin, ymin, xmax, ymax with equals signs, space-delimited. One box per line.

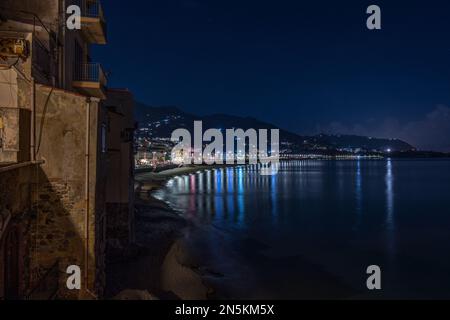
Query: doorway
xmin=4 ymin=227 xmax=19 ymax=300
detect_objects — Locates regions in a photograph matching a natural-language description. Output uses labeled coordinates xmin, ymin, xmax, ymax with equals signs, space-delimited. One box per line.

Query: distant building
xmin=0 ymin=0 xmax=134 ymax=299
xmin=104 ymin=89 xmax=136 ymax=248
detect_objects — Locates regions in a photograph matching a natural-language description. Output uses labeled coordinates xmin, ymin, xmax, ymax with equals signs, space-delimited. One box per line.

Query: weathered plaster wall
xmin=33 ymin=84 xmax=106 ymax=298
xmin=0 ymin=84 xmax=108 ymax=299
xmin=0 ymin=107 xmax=30 ymax=163
xmin=0 ymin=69 xmax=18 ymax=108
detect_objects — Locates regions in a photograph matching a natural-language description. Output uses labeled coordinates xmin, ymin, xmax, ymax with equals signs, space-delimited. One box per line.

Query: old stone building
xmin=104 ymin=89 xmax=136 ymax=248
xmin=0 ymin=0 xmax=135 ymax=299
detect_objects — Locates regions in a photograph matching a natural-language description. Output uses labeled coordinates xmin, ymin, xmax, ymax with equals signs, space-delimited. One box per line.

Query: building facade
xmin=104 ymin=89 xmax=136 ymax=248
xmin=0 ymin=0 xmax=134 ymax=299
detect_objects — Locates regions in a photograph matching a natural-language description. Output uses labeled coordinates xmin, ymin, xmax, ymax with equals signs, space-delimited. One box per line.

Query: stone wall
xmin=32 ymin=177 xmax=85 ymax=299
xmin=105 ymin=203 xmax=133 ymax=248
xmin=0 ymin=163 xmax=36 ymax=299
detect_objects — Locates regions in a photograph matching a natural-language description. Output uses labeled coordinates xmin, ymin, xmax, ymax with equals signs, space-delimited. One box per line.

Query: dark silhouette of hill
xmin=135 ymin=102 xmax=415 ymax=153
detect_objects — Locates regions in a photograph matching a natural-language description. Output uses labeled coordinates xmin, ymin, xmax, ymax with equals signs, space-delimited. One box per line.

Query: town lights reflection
xmin=270 ymin=173 xmax=278 ymax=223
xmin=386 ymin=159 xmax=394 ymax=229
xmin=189 ymin=174 xmax=196 ymax=214
xmin=386 ymin=159 xmax=396 ymax=257
xmin=237 ymin=167 xmax=245 ymax=226
xmin=353 ymin=160 xmax=362 ymax=231
xmin=206 ymin=170 xmax=211 ymax=192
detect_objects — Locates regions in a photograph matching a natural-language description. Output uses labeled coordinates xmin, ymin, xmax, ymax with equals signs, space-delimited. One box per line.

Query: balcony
xmin=77 ymin=0 xmax=107 ymax=45
xmin=72 ymin=63 xmax=107 ymax=99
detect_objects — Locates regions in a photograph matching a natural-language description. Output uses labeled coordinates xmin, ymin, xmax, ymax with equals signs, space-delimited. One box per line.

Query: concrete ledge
xmin=0 ymin=159 xmax=44 ymax=173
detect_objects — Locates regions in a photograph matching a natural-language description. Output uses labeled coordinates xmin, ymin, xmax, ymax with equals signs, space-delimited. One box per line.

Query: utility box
xmin=0 ymin=38 xmax=29 ymax=59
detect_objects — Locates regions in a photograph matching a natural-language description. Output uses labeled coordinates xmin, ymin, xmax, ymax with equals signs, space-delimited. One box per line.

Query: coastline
xmin=108 ymin=162 xmax=361 ymax=300
xmin=134 ymin=164 xmax=234 ymax=193
xmin=107 ymin=165 xmax=226 ymax=300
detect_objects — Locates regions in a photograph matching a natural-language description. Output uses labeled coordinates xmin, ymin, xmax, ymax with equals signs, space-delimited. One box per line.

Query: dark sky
xmin=93 ymin=0 xmax=450 ymax=151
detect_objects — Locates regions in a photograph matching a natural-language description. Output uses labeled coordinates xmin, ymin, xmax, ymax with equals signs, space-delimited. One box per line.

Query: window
xmin=101 ymin=123 xmax=107 ymax=153
xmin=73 ymin=40 xmax=84 ymax=81
xmin=4 ymin=227 xmax=20 ymax=299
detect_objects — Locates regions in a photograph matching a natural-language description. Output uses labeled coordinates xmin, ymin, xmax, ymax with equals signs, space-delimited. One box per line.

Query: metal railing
xmin=73 ymin=62 xmax=106 ymax=85
xmin=0 ymin=8 xmax=59 ymax=84
xmin=32 ymin=39 xmax=51 ymax=78
xmin=73 ymin=0 xmax=107 ymax=42
xmin=75 ymin=0 xmax=105 ymax=20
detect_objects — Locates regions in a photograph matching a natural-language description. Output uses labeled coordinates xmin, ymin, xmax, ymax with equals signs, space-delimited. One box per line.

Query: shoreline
xmin=135 ymin=164 xmax=235 ymax=190
xmin=107 ymin=165 xmax=226 ymax=300
xmin=109 ymin=163 xmax=365 ymax=300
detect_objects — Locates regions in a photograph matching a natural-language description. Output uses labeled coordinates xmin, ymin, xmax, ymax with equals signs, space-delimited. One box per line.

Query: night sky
xmin=93 ymin=0 xmax=450 ymax=151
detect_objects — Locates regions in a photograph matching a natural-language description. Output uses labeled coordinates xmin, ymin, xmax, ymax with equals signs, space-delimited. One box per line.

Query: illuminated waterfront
xmin=154 ymin=160 xmax=450 ymax=299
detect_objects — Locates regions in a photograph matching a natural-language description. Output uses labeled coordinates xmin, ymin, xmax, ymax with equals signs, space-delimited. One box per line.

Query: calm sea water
xmin=154 ymin=160 xmax=450 ymax=299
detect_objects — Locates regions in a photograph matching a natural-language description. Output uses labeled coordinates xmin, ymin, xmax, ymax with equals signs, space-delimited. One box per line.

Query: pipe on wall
xmin=30 ymin=77 xmax=36 ymax=161
xmin=84 ymin=97 xmax=90 ymax=294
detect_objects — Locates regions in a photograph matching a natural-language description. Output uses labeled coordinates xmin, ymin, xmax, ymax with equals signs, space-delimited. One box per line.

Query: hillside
xmin=135 ymin=102 xmax=415 ymax=153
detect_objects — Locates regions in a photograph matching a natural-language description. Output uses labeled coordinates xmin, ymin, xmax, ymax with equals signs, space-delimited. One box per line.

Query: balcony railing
xmin=73 ymin=62 xmax=106 ymax=85
xmin=72 ymin=62 xmax=107 ymax=98
xmin=74 ymin=0 xmax=107 ymax=44
xmin=75 ymin=0 xmax=105 ymax=20
xmin=32 ymin=39 xmax=51 ymax=79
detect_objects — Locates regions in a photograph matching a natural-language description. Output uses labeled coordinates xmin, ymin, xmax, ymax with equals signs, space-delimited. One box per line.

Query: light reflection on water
xmin=386 ymin=159 xmax=394 ymax=230
xmin=385 ymin=159 xmax=396 ymax=259
xmin=155 ymin=160 xmax=450 ymax=298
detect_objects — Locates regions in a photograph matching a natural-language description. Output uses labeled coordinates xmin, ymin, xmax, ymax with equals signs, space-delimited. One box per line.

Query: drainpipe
xmin=84 ymin=97 xmax=90 ymax=295
xmin=30 ymin=77 xmax=36 ymax=161
xmin=61 ymin=0 xmax=66 ymax=89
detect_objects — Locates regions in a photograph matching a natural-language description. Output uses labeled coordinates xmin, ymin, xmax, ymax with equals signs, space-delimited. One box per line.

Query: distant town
xmin=134 ymin=104 xmax=449 ymax=170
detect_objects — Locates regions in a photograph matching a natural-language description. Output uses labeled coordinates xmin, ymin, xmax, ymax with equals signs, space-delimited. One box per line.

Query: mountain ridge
xmin=134 ymin=102 xmax=415 ymax=153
